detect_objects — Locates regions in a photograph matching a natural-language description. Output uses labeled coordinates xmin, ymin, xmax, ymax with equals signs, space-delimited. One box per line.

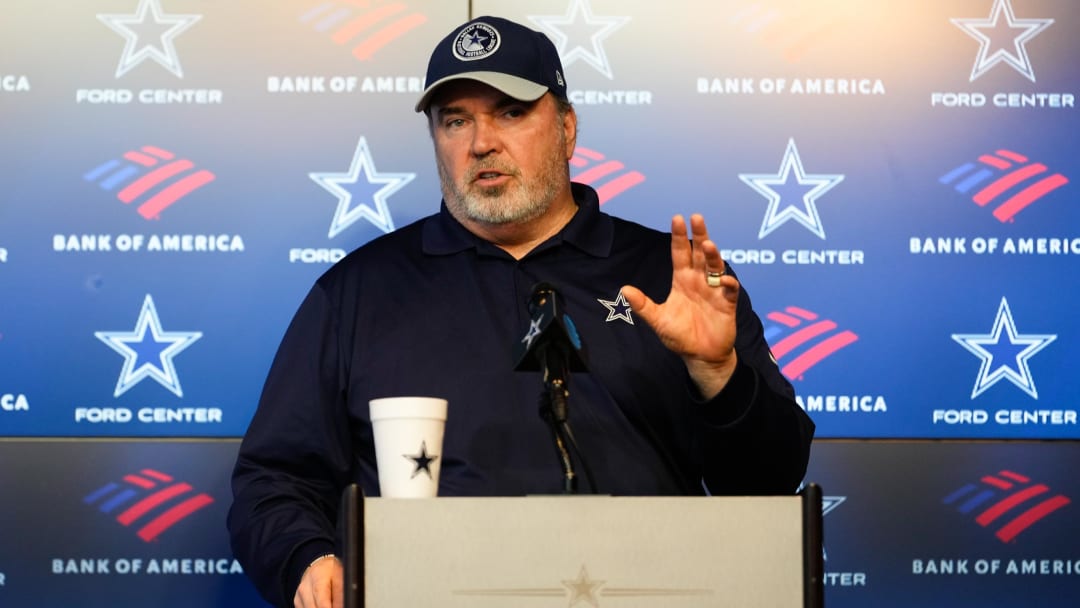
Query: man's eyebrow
xmin=435 ymin=95 xmax=540 ymax=120
xmin=435 ymin=105 xmax=466 ymax=120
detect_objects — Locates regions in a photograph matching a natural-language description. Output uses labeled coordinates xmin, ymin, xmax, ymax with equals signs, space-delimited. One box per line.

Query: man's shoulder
xmin=316 ymin=214 xmax=433 ymax=284
xmin=608 ymin=213 xmax=670 ymax=247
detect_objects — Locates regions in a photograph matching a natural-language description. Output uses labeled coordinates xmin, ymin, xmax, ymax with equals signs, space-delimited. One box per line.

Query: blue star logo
xmin=739 ymin=138 xmax=844 ymax=240
xmin=97 ymin=0 xmax=201 ymax=79
xmin=597 ymin=291 xmax=634 ymax=325
xmin=821 ymin=495 xmax=846 ymax=518
xmin=529 ymin=0 xmax=630 ymax=80
xmin=952 ymin=297 xmax=1056 ymax=399
xmin=310 ymin=137 xmax=416 ymax=238
xmin=820 ymin=495 xmax=846 ymax=561
xmin=95 ymin=294 xmax=202 ymax=398
xmin=951 ymin=0 xmax=1053 ymax=82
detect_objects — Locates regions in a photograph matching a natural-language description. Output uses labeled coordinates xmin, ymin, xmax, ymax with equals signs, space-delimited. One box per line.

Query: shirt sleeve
xmin=695 ymin=275 xmax=816 ymax=496
xmin=227 ymin=283 xmax=354 ymax=607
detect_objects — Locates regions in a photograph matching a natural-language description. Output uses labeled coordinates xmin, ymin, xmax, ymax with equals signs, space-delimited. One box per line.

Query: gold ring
xmin=706 ymin=271 xmax=723 ymax=287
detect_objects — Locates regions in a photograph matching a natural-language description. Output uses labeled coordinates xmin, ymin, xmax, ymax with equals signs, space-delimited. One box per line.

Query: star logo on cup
xmin=403 ymin=441 xmax=439 ymax=479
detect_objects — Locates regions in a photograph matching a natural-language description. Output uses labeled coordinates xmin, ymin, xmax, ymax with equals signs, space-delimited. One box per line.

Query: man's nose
xmin=470 ymin=116 xmax=501 ymax=157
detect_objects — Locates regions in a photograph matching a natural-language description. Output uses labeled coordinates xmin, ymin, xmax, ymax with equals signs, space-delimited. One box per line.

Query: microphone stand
xmin=538 ymin=343 xmax=577 ymax=494
xmin=537 ymin=344 xmax=598 ymax=495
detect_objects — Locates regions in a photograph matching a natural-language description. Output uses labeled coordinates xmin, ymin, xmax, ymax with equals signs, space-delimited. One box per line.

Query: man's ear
xmin=563 ymin=105 xmax=578 ymax=159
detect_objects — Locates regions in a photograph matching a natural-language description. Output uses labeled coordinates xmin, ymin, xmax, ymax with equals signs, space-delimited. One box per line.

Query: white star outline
xmin=521 ymin=315 xmax=545 ymax=350
xmin=94 ymin=294 xmax=202 ymax=398
xmin=821 ymin=495 xmax=846 ymax=518
xmin=951 ymin=297 xmax=1056 ymax=400
xmin=528 ymin=0 xmax=630 ymax=80
xmin=309 ymin=137 xmax=416 ymax=238
xmin=97 ymin=0 xmax=201 ymax=79
xmin=951 ymin=0 xmax=1053 ymax=83
xmin=597 ymin=291 xmax=634 ymax=325
xmin=820 ymin=495 xmax=846 ymax=562
xmin=739 ymin=138 xmax=844 ymax=240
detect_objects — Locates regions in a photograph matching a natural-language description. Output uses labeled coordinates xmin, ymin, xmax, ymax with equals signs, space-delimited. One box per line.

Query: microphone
xmin=514 ymin=282 xmax=595 ymax=494
xmin=514 ymin=282 xmax=588 ymax=373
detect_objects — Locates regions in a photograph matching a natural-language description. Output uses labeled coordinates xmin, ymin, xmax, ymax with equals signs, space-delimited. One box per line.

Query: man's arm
xmin=621 ymin=214 xmax=814 ymax=495
xmin=228 ymin=284 xmax=353 ymax=607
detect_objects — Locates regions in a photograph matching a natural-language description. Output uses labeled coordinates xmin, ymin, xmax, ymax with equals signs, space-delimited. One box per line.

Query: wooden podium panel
xmin=342 ymin=487 xmax=823 ymax=607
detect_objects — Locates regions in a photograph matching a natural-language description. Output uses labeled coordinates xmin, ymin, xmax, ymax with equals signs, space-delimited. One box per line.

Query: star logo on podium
xmin=740 ymin=138 xmax=844 ymax=240
xmin=951 ymin=0 xmax=1053 ymax=82
xmin=952 ymin=297 xmax=1056 ymax=399
xmin=310 ymin=136 xmax=415 ymax=238
xmin=598 ymin=292 xmax=634 ymax=325
xmin=95 ymin=294 xmax=202 ymax=398
xmin=528 ymin=0 xmax=630 ymax=79
xmin=98 ymin=0 xmax=201 ymax=78
xmin=563 ymin=566 xmax=604 ymax=607
xmin=453 ymin=564 xmax=712 ymax=604
xmin=403 ymin=441 xmax=439 ymax=479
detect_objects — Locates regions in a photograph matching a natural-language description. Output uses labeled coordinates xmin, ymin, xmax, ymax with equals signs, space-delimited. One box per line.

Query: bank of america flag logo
xmin=951 ymin=297 xmax=1056 ymax=400
xmin=951 ymin=0 xmax=1053 ymax=82
xmin=944 ymin=470 xmax=1070 ymax=543
xmin=764 ymin=306 xmax=858 ymax=381
xmin=84 ymin=145 xmax=216 ymax=220
xmin=84 ymin=468 xmax=214 ymax=542
xmin=95 ymin=295 xmax=202 ymax=398
xmin=300 ymin=1 xmax=427 ymax=61
xmin=939 ymin=149 xmax=1068 ymax=223
xmin=571 ymin=147 xmax=645 ymax=205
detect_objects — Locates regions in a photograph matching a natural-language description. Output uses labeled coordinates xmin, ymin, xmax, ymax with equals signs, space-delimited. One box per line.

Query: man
xmin=229 ymin=15 xmax=814 ymax=608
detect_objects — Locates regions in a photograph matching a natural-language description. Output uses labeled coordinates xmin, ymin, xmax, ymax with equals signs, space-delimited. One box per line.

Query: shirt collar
xmin=422 ymin=182 xmax=613 ymax=258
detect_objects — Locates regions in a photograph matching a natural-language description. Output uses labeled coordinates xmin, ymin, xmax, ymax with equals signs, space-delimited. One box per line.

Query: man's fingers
xmin=621 ymin=285 xmax=655 ymax=324
xmin=670 ymin=215 xmax=692 ymax=269
xmin=295 ymin=557 xmax=343 ymax=608
xmin=333 ymin=570 xmax=345 ymax=608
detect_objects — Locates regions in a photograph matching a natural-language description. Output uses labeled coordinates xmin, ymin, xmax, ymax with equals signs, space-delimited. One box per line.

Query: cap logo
xmin=453 ymin=22 xmax=501 ymax=61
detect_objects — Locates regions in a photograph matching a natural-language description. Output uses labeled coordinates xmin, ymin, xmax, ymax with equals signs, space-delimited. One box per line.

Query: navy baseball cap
xmin=415 ymin=16 xmax=567 ymax=113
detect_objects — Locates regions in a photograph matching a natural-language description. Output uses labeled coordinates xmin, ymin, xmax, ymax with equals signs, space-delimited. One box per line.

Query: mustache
xmin=466 ymin=161 xmax=519 ymax=182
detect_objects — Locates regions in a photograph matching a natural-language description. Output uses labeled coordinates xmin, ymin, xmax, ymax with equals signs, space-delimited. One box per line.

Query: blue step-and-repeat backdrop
xmin=1 ymin=0 xmax=1076 ymax=606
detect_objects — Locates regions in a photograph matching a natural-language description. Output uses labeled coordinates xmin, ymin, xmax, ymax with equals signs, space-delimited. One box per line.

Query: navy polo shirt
xmin=230 ymin=183 xmax=813 ymax=606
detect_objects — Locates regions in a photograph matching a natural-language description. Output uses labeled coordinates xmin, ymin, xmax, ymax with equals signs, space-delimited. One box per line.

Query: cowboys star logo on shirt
xmin=598 ymin=291 xmax=634 ymax=325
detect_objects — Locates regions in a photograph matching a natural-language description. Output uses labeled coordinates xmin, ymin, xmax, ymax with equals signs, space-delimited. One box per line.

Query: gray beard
xmin=438 ymin=154 xmax=568 ymax=226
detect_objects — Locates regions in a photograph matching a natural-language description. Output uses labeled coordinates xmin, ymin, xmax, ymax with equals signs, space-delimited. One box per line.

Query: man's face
xmin=428 ymin=80 xmax=576 ymax=227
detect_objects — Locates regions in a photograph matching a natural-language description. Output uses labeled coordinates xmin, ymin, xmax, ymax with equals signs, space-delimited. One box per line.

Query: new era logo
xmin=84 ymin=145 xmax=215 ymax=220
xmin=571 ymin=146 xmax=645 ymax=205
xmin=939 ymin=149 xmax=1068 ymax=223
xmin=764 ymin=306 xmax=858 ymax=380
xmin=84 ymin=468 xmax=214 ymax=542
xmin=300 ymin=1 xmax=427 ymax=61
xmin=944 ymin=470 xmax=1070 ymax=543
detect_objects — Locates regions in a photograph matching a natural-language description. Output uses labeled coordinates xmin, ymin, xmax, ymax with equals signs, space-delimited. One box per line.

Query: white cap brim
xmin=414 ymin=71 xmax=549 ymax=112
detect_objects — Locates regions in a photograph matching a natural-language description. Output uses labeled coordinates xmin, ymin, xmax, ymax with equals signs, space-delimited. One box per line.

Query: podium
xmin=340 ymin=484 xmax=824 ymax=607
